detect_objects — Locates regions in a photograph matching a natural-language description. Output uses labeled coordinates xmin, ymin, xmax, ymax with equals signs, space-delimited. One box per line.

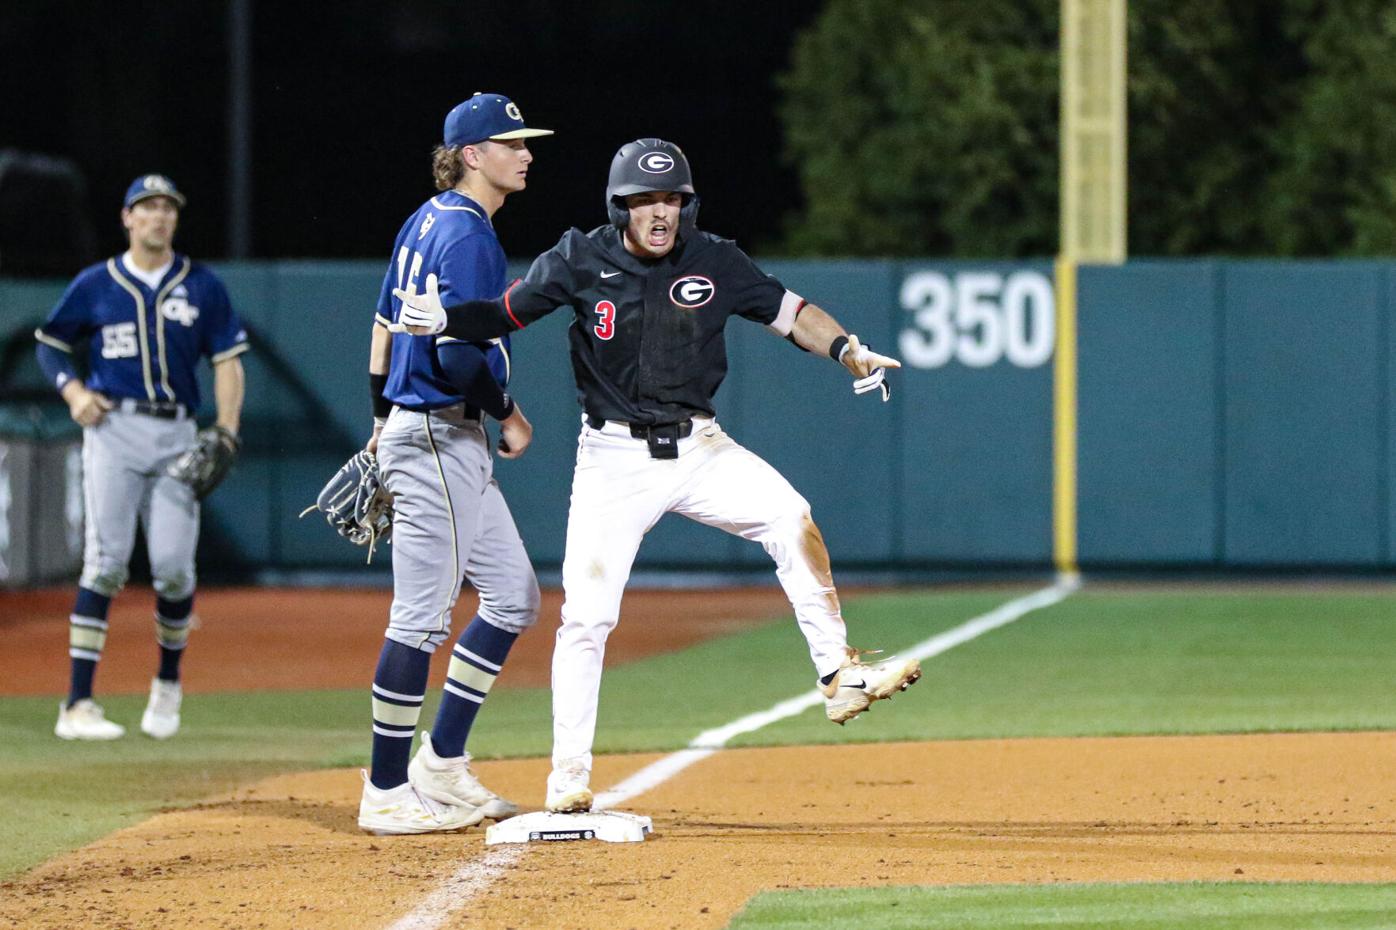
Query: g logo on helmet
xmin=670 ymin=276 xmax=715 ymax=309
xmin=639 ymin=152 xmax=675 ymax=174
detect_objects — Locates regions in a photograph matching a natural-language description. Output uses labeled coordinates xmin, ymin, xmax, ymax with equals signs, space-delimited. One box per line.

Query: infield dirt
xmin=4 ymin=586 xmax=1395 ymax=929
xmin=3 ymin=732 xmax=1394 ymax=929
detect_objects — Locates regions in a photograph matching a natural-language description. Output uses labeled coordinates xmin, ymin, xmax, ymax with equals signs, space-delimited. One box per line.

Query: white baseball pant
xmin=551 ymin=416 xmax=848 ymax=773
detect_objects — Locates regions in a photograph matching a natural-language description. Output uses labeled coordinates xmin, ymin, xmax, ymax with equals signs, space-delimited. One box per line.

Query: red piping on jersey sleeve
xmin=794 ymin=299 xmax=807 ymax=317
xmin=503 ymin=279 xmax=525 ymax=329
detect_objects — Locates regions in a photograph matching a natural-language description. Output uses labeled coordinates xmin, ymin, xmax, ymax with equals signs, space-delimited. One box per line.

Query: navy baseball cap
xmin=124 ymin=174 xmax=186 ymax=209
xmin=443 ymin=93 xmax=554 ymax=147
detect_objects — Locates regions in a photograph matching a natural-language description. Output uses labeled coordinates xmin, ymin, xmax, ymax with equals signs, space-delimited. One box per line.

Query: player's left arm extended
xmin=213 ymin=355 xmax=245 ymax=435
xmin=788 ymin=303 xmax=901 ymax=401
xmin=392 ymin=273 xmax=561 ymax=342
xmin=393 ymin=240 xmax=577 ymax=340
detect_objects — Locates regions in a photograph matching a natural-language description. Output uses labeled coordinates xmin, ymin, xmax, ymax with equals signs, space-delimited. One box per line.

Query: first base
xmin=484 ymin=810 xmax=653 ymax=845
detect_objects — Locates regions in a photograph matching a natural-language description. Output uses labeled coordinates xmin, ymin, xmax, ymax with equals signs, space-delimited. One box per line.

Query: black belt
xmin=587 ymin=415 xmax=694 ymax=439
xmin=399 ymin=403 xmax=481 ymax=421
xmin=122 ymin=399 xmax=186 ymax=420
xmin=587 ymin=415 xmax=693 ymax=459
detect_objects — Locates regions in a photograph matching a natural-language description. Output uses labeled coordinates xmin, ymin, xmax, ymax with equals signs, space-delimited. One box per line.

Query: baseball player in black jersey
xmin=393 ymin=139 xmax=920 ymax=813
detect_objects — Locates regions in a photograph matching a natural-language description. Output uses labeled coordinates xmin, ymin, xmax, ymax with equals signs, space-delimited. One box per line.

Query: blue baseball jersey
xmin=35 ymin=254 xmax=249 ymax=411
xmin=375 ymin=190 xmax=512 ymax=410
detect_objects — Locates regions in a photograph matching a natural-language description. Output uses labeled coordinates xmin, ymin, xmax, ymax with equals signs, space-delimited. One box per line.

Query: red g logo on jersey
xmin=669 ymin=276 xmax=715 ymax=309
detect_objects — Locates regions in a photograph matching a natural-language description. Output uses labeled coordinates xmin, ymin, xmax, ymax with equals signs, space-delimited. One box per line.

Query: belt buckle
xmin=644 ymin=422 xmax=680 ymax=460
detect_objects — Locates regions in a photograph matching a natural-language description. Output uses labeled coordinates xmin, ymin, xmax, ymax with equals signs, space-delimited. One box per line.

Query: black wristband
xmin=498 ymin=393 xmax=516 ymax=421
xmin=828 ymin=335 xmax=850 ymax=362
xmin=370 ymin=372 xmax=391 ymax=419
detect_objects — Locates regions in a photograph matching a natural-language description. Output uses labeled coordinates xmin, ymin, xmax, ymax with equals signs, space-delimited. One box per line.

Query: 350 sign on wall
xmin=898 ymin=270 xmax=1055 ymax=369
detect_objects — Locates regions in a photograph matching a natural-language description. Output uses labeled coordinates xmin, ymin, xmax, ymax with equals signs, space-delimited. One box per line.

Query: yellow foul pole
xmin=1057 ymin=0 xmax=1126 ymax=578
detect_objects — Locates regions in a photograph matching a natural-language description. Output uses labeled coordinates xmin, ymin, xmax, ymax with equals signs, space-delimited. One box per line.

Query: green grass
xmin=0 ymin=685 xmax=559 ymax=878
xmin=1 ymin=690 xmax=355 ymax=878
xmin=4 ymin=585 xmax=1395 ymax=880
xmin=724 ymin=882 xmax=1396 ymax=930
xmin=732 ymin=588 xmax=1396 ymax=746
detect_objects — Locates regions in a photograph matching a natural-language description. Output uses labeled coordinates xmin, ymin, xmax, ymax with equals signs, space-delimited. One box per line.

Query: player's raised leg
xmin=411 ymin=478 xmax=539 ymax=820
xmin=673 ymin=429 xmax=920 ymax=724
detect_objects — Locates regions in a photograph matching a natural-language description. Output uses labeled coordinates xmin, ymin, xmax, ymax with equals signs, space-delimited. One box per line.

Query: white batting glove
xmin=853 ymin=368 xmax=890 ymax=401
xmin=389 ymin=273 xmax=447 ymax=336
xmin=840 ymin=334 xmax=900 ymax=403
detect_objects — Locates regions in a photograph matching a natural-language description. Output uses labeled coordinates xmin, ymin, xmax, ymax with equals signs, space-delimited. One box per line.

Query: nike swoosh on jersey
xmin=600 ymin=271 xmax=621 ymax=279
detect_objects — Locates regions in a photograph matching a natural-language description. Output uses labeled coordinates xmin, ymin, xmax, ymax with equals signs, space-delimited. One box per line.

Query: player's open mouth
xmin=647 ymin=223 xmax=669 ymax=246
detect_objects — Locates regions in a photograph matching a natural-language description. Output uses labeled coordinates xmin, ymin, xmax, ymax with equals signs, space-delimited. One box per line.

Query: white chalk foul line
xmin=386 ymin=578 xmax=1078 ymax=929
xmin=383 ymin=845 xmax=525 ymax=930
xmin=598 ymin=575 xmax=1080 ymax=800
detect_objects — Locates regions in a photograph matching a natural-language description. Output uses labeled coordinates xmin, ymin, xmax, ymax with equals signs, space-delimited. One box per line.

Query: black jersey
xmin=438 ymin=225 xmax=804 ymax=424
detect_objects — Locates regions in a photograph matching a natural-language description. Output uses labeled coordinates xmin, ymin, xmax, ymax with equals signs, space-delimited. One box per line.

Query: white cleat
xmin=55 ymin=699 xmax=126 ymax=741
xmin=408 ymin=732 xmax=519 ymax=821
xmin=821 ymin=649 xmax=923 ymax=725
xmin=140 ymin=678 xmax=183 ymax=739
xmin=545 ymin=758 xmax=594 ymax=813
xmin=357 ymin=770 xmax=485 ymax=835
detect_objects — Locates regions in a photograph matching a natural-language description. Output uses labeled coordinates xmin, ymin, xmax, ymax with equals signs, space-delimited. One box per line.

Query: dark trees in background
xmin=778 ymin=0 xmax=1396 ymax=257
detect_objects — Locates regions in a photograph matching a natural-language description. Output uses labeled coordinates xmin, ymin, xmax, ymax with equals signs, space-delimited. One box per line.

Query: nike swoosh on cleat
xmin=842 ymin=679 xmax=866 ymax=690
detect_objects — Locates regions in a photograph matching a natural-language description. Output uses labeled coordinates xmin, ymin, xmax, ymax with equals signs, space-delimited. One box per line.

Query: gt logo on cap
xmin=670 ymin=275 xmax=714 ymax=308
xmin=143 ymin=175 xmax=174 ymax=193
xmin=639 ymin=152 xmax=675 ymax=173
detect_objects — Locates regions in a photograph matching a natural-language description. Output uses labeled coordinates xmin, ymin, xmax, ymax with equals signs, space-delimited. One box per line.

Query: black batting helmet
xmin=605 ymin=138 xmax=700 ymax=231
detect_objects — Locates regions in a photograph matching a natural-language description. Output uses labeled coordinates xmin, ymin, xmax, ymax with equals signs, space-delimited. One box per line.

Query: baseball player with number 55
xmin=393 ymin=139 xmax=921 ymax=813
xmin=34 ymin=175 xmax=248 ymax=742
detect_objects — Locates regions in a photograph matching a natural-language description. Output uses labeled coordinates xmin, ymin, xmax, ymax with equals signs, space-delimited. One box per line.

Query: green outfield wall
xmin=2 ymin=258 xmax=1392 ymax=575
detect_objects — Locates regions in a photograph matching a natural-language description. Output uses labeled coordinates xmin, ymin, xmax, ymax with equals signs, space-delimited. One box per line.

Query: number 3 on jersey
xmin=593 ymin=300 xmax=616 ymax=340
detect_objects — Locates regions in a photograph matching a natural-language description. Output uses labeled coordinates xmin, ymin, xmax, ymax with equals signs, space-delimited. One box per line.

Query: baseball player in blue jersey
xmin=355 ymin=94 xmax=550 ymax=835
xmin=34 ymin=174 xmax=248 ymax=741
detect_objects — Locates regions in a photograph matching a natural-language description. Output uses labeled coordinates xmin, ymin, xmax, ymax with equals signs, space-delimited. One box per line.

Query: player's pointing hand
xmin=842 ymin=334 xmax=900 ymax=403
xmin=841 ymin=334 xmax=901 ymax=379
xmin=390 ymin=272 xmax=447 ymax=336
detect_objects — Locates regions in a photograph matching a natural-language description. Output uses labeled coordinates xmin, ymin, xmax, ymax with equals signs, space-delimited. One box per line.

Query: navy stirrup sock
xmin=155 ymin=594 xmax=194 ymax=682
xmin=369 ymin=639 xmax=432 ymax=790
xmin=431 ymin=616 xmax=518 ymax=758
xmin=66 ymin=587 xmax=112 ymax=707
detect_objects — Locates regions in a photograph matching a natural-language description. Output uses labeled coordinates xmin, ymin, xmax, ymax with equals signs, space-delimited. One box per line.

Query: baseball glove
xmin=298 ymin=449 xmax=393 ymax=562
xmin=166 ymin=425 xmax=240 ymax=499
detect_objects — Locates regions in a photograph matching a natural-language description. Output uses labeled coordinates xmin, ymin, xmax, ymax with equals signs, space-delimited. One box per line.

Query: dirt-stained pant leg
xmin=669 ymin=424 xmax=848 ymax=678
xmin=378 ymin=408 xmax=492 ymax=653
